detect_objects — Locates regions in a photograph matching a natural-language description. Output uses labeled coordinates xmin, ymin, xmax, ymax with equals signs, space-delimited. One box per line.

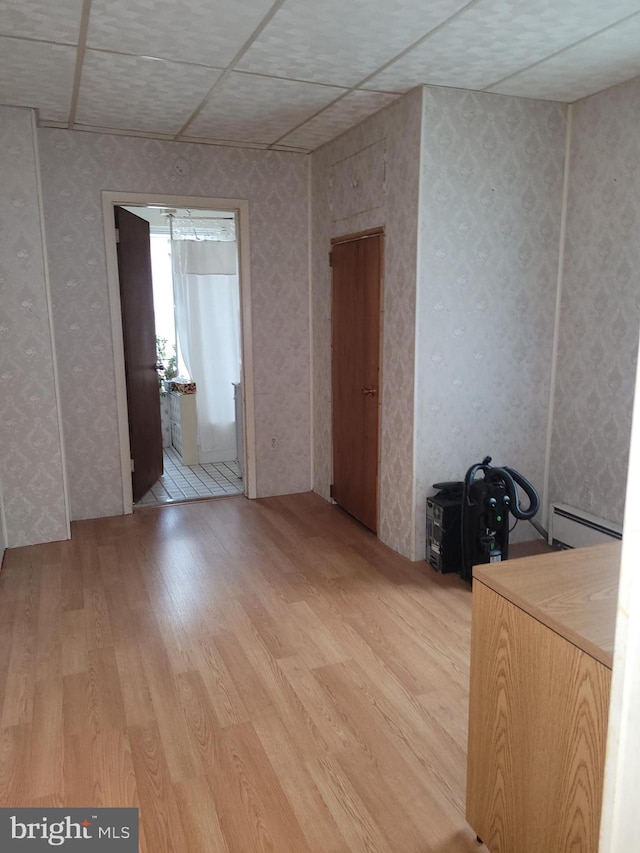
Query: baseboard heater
xmin=548 ymin=503 xmax=622 ymax=549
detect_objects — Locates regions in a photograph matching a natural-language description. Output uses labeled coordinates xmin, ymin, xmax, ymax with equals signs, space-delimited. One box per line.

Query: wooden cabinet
xmin=466 ymin=544 xmax=620 ymax=853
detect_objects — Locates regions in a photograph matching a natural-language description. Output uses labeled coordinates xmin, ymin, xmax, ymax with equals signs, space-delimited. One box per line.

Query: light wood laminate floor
xmin=1 ymin=492 xmax=493 ymax=852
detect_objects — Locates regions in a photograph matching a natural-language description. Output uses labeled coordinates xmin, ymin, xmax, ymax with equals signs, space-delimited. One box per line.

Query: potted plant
xmin=156 ymin=337 xmax=178 ymax=389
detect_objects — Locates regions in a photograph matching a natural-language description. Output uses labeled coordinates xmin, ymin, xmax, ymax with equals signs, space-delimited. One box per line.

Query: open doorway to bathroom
xmin=115 ymin=202 xmax=246 ymax=507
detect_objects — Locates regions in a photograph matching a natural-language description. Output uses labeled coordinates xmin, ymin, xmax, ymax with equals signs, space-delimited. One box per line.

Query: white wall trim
xmin=599 ymin=327 xmax=640 ymax=850
xmin=542 ymin=104 xmax=573 ymax=530
xmin=410 ymin=85 xmax=427 ymax=562
xmin=307 ymin=155 xmax=315 ymax=491
xmin=32 ymin=109 xmax=71 ymax=539
xmin=0 ymin=475 xmax=8 ymax=557
xmin=101 ymin=190 xmax=257 ymax=513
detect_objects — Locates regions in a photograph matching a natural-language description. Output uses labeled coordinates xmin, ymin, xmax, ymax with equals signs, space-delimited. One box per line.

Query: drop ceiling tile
xmin=75 ymin=51 xmax=222 ymax=134
xmin=278 ymin=90 xmax=399 ymax=151
xmin=237 ymin=0 xmax=470 ymax=87
xmin=0 ymin=38 xmax=75 ymax=121
xmin=364 ymin=0 xmax=640 ymax=93
xmin=186 ymin=72 xmax=345 ymax=144
xmin=87 ymin=0 xmax=275 ymax=67
xmin=489 ymin=15 xmax=640 ymax=101
xmin=0 ymin=0 xmax=83 ymax=44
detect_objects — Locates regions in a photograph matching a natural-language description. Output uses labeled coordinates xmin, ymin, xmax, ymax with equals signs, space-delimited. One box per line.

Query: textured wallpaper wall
xmin=311 ymin=89 xmax=423 ymax=559
xmin=549 ymin=78 xmax=640 ymax=525
xmin=0 ymin=107 xmax=69 ymax=547
xmin=415 ymin=88 xmax=567 ymax=557
xmin=38 ymin=129 xmax=311 ymax=520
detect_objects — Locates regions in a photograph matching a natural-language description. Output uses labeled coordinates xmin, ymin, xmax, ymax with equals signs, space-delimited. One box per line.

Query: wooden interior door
xmin=331 ymin=232 xmax=382 ymax=532
xmin=115 ymin=206 xmax=163 ymax=502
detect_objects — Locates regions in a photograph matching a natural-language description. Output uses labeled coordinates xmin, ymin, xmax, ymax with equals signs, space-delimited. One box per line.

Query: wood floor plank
xmin=29 ymin=676 xmax=63 ymax=799
xmin=336 ymin=748 xmax=429 ymax=853
xmin=86 ymin=728 xmax=139 ymax=809
xmin=113 ymin=641 xmax=156 ymax=728
xmin=228 ymin=613 xmax=334 ymax=760
xmin=306 ymin=754 xmax=395 ymax=853
xmin=277 ymin=655 xmax=364 ymax=755
xmin=173 ymin=776 xmax=230 ymax=853
xmin=0 ymin=491 xmax=497 ymax=851
xmin=252 ymin=711 xmax=351 ymax=853
xmin=176 ymin=670 xmax=221 ymax=772
xmin=128 ymin=723 xmax=189 ymax=851
xmin=61 ymin=609 xmax=89 ymax=677
xmin=287 ymin=599 xmax=351 ymax=667
xmin=191 ymin=635 xmax=250 ymax=728
xmin=0 ymin=724 xmax=31 ymax=806
xmin=212 ymin=631 xmax=275 ymax=719
xmin=83 ymin=582 xmax=114 ymax=651
xmin=34 ymin=555 xmax=62 ymax=679
xmin=207 ymin=721 xmax=313 ymax=853
xmin=315 ymin=662 xmax=470 ymax=840
xmin=59 ymin=542 xmax=85 ymax=612
xmin=136 ymin=626 xmax=201 ymax=785
xmin=0 ymin=552 xmax=41 ymax=728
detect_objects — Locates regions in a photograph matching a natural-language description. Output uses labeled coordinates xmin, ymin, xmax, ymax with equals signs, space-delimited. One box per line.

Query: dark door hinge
xmin=329 ymin=251 xmax=333 ymax=267
xmin=329 ymin=484 xmax=334 ymax=498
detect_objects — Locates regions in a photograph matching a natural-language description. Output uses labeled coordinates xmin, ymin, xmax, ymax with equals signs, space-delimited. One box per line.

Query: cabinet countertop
xmin=473 ymin=542 xmax=621 ymax=668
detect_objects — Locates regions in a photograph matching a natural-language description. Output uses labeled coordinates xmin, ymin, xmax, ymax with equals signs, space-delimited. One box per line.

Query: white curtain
xmin=172 ymin=239 xmax=241 ymax=463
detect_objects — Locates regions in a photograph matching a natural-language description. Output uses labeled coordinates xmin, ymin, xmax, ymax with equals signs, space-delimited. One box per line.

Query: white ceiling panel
xmin=237 ymin=0 xmax=470 ymax=87
xmin=3 ymin=0 xmax=640 ymax=150
xmin=0 ymin=38 xmax=76 ymax=121
xmin=490 ymin=15 xmax=640 ymax=101
xmin=0 ymin=0 xmax=83 ymax=44
xmin=87 ymin=0 xmax=275 ymax=67
xmin=365 ymin=0 xmax=640 ymax=93
xmin=76 ymin=51 xmax=222 ymax=134
xmin=278 ymin=91 xmax=399 ymax=151
xmin=186 ymin=72 xmax=345 ymax=144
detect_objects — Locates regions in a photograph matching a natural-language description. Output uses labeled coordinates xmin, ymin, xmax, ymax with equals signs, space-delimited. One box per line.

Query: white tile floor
xmin=136 ymin=447 xmax=244 ymax=506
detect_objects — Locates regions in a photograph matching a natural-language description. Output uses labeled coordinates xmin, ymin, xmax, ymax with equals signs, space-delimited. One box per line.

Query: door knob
xmin=361 ymin=386 xmax=377 ymax=396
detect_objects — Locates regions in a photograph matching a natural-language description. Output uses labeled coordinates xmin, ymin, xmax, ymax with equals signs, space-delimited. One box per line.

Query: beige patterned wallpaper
xmin=549 ymin=77 xmax=640 ymax=525
xmin=311 ymin=88 xmax=423 ymax=559
xmin=37 ymin=129 xmax=311 ymax=519
xmin=414 ymin=88 xmax=567 ymax=557
xmin=0 ymin=107 xmax=69 ymax=547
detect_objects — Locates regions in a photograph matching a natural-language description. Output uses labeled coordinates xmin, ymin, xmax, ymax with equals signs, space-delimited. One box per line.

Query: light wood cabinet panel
xmin=466 ymin=546 xmax=620 ymax=853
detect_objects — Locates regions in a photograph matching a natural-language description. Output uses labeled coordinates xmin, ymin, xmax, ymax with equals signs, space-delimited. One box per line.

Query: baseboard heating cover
xmin=549 ymin=503 xmax=622 ymax=549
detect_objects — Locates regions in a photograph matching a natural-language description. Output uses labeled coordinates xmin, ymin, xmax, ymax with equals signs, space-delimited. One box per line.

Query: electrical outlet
xmin=270 ymin=436 xmax=278 ymax=451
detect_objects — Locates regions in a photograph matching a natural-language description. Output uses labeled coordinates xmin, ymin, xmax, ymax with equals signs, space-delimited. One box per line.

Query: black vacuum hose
xmin=486 ymin=466 xmax=540 ymax=520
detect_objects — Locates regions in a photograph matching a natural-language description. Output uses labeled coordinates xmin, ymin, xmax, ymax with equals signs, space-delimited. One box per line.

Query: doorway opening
xmin=103 ymin=192 xmax=256 ymax=514
xmin=126 ymin=205 xmax=244 ymax=505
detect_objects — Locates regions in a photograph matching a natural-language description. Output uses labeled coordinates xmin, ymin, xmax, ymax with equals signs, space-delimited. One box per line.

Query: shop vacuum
xmin=426 ymin=456 xmax=540 ymax=582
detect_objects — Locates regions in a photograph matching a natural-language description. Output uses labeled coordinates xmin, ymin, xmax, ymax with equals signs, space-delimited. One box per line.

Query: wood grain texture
xmin=473 ymin=543 xmax=620 ymax=667
xmin=115 ymin=205 xmax=163 ymax=502
xmin=0 ymin=492 xmax=486 ymax=852
xmin=466 ymin=582 xmax=611 ymax=853
xmin=332 ymin=233 xmax=382 ymax=533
